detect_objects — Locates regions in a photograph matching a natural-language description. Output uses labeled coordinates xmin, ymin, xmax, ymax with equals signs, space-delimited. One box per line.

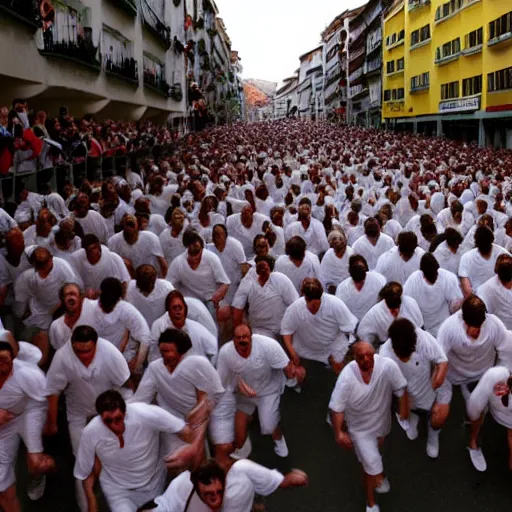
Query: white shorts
xmin=236 ymin=393 xmax=281 ymax=435
xmin=443 ymin=379 xmax=481 ymax=409
xmin=351 ymin=433 xmax=383 ymax=476
xmin=19 ymin=401 xmax=46 ymax=453
xmin=0 ymin=418 xmax=21 ymax=492
xmin=209 ymin=391 xmax=236 ymax=445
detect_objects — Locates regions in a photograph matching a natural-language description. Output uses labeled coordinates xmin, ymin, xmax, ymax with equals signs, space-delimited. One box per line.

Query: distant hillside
xmin=243 ymin=79 xmax=278 ymax=107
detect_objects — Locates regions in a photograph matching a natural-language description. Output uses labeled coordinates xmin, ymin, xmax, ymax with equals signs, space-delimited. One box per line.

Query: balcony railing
xmin=349 ymin=46 xmax=365 ymax=63
xmin=0 ymin=0 xmax=42 ymax=28
xmin=40 ymin=28 xmax=101 ymax=71
xmin=408 ymin=0 xmax=431 ymax=12
xmin=141 ymin=0 xmax=171 ymax=49
xmin=488 ymin=31 xmax=512 ymax=48
xmin=143 ymin=71 xmax=171 ymax=97
xmin=105 ymin=57 xmax=139 ymax=84
xmin=349 ymin=67 xmax=364 ymax=83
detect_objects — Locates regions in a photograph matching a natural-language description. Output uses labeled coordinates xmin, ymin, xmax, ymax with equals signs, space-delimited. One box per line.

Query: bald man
xmin=329 ymin=341 xmax=408 ymax=512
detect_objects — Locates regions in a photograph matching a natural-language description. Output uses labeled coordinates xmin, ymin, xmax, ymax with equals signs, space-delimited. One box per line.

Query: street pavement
xmin=17 ymin=360 xmax=512 ymax=512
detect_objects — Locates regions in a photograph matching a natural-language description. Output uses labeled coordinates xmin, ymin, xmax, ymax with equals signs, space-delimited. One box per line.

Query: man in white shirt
xmin=150 ymin=290 xmax=218 ymax=364
xmin=281 ymin=278 xmax=357 ymax=377
xmin=45 ymin=326 xmax=131 ymax=511
xmin=467 ymin=365 xmax=512 ymax=471
xmin=147 ymin=459 xmax=308 ymax=512
xmin=74 ymin=390 xmax=203 ymax=512
xmin=70 ymin=234 xmax=131 ymax=299
xmin=126 ymin=264 xmax=175 ymax=327
xmin=336 ymin=255 xmax=386 ymax=321
xmin=477 ymin=254 xmax=512 ymax=329
xmin=0 ymin=341 xmax=55 ymax=510
xmin=380 ymin=318 xmax=449 ymax=459
xmin=404 ymin=253 xmax=463 ymax=336
xmin=167 ymin=229 xmax=230 ymax=316
xmin=285 ymin=201 xmax=329 ymax=256
xmin=376 ymin=232 xmax=425 ymax=284
xmin=352 ymin=217 xmax=395 ymax=271
xmin=432 ymin=228 xmax=464 ymax=275
xmin=226 ymin=205 xmax=269 ymax=259
xmin=216 ymin=324 xmax=297 ymax=459
xmin=437 ymin=295 xmax=512 ymax=472
xmin=357 ymin=282 xmax=423 ymax=346
xmin=71 ymin=192 xmax=109 ymax=244
xmin=329 ymin=341 xmax=408 ymax=512
xmin=319 ymin=230 xmax=354 ymax=294
xmin=108 ymin=214 xmax=167 ymax=278
xmin=232 ymin=255 xmax=299 ymax=339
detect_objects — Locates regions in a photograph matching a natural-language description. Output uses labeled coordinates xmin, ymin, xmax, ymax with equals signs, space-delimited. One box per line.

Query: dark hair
xmin=496 ymin=254 xmax=512 ymax=284
xmin=445 ymin=228 xmax=463 ymax=250
xmin=450 ymin=200 xmax=463 ymax=215
xmin=0 ymin=341 xmax=14 ymax=358
xmin=298 ymin=197 xmax=312 ymax=207
xmin=420 ymin=253 xmax=439 ymax=284
xmin=252 ymin=234 xmax=267 ymax=252
xmin=364 ymin=217 xmax=380 ymax=237
xmin=165 ymin=290 xmax=188 ymax=316
xmin=349 ymin=254 xmax=369 ymax=282
xmin=212 ymin=223 xmax=228 ymax=238
xmin=96 ymin=389 xmax=126 ymax=415
xmin=388 ymin=318 xmax=417 ymax=359
xmin=461 ymin=295 xmax=487 ymax=328
xmin=71 ymin=325 xmax=98 ymax=344
xmin=182 ymin=228 xmax=204 ymax=248
xmin=99 ymin=278 xmax=124 ymax=313
xmin=255 ymin=254 xmax=275 ymax=272
xmin=286 ymin=236 xmax=307 ymax=261
xmin=158 ymin=328 xmax=193 ymax=354
xmin=190 ymin=459 xmax=226 ymax=494
xmin=31 ymin=246 xmax=52 ymax=269
xmin=59 ymin=282 xmax=82 ymax=302
xmin=474 ymin=225 xmax=494 ymax=255
xmin=379 ymin=282 xmax=403 ymax=310
xmin=397 ymin=231 xmax=418 ymax=257
xmin=82 ymin=233 xmax=100 ymax=250
xmin=301 ymin=278 xmax=323 ymax=300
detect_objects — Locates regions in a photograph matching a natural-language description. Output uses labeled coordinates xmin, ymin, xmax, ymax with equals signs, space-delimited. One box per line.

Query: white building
xmin=273 ymin=74 xmax=299 ymax=119
xmin=298 ymin=46 xmax=324 ymax=120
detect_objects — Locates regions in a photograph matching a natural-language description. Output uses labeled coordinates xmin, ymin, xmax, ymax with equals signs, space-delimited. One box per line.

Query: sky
xmin=214 ymin=0 xmax=365 ymax=85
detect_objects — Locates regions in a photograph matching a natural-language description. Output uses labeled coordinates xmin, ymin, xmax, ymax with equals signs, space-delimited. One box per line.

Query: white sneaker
xmin=230 ymin=436 xmax=252 ymax=460
xmin=274 ymin=436 xmax=289 ymax=458
xmin=375 ymin=477 xmax=390 ymax=494
xmin=396 ymin=412 xmax=419 ymax=440
xmin=468 ymin=447 xmax=487 ymax=472
xmin=366 ymin=504 xmax=380 ymax=512
xmin=27 ymin=475 xmax=46 ymax=501
xmin=426 ymin=425 xmax=440 ymax=459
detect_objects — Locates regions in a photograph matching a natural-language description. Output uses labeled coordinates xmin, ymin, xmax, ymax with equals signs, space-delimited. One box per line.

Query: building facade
xmin=382 ymin=0 xmax=512 ymax=147
xmin=298 ymin=46 xmax=324 ymax=120
xmin=273 ymin=74 xmax=299 ymax=119
xmin=0 ymin=0 xmax=241 ymax=126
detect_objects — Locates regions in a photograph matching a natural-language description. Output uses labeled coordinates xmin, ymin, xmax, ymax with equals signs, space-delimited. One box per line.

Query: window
xmin=435 ymin=0 xmax=463 ymax=21
xmin=462 ymin=75 xmax=482 ymax=96
xmin=411 ymin=72 xmax=430 ymax=90
xmin=386 ymin=88 xmax=404 ymax=101
xmin=143 ymin=53 xmax=167 ymax=93
xmin=397 ymin=58 xmax=405 ymax=71
xmin=386 ymin=31 xmax=403 ymax=47
xmin=384 ymin=89 xmax=392 ymax=101
xmin=436 ymin=37 xmax=461 ymax=61
xmin=441 ymin=81 xmax=460 ymax=100
xmin=397 ymin=88 xmax=405 ymax=99
xmin=387 ymin=61 xmax=395 ymax=74
xmin=489 ymin=11 xmax=512 ymax=41
xmin=488 ymin=66 xmax=512 ymax=92
xmin=398 ymin=29 xmax=405 ymax=41
xmin=103 ymin=27 xmax=136 ymax=78
xmin=465 ymin=27 xmax=483 ymax=48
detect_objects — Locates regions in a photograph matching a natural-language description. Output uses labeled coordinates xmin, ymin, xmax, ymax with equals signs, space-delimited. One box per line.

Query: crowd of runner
xmin=1 ymin=116 xmax=512 ymax=512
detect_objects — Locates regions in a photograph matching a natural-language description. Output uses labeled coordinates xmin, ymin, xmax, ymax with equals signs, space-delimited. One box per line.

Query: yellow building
xmin=382 ymin=0 xmax=512 ymax=147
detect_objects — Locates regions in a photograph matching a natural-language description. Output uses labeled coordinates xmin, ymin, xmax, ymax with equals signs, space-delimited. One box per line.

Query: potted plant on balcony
xmin=207 ymin=27 xmax=218 ymax=38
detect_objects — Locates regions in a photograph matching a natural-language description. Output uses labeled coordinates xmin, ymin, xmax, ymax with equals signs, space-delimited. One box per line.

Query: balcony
xmin=111 ymin=0 xmax=137 ymax=17
xmin=105 ymin=57 xmax=139 ymax=85
xmin=435 ymin=52 xmax=460 ymax=65
xmin=349 ymin=46 xmax=365 ymax=63
xmin=141 ymin=0 xmax=171 ymax=49
xmin=408 ymin=0 xmax=430 ymax=12
xmin=143 ymin=71 xmax=170 ymax=98
xmin=462 ymin=44 xmax=483 ymax=56
xmin=349 ymin=67 xmax=364 ymax=83
xmin=488 ymin=31 xmax=512 ymax=49
xmin=410 ymin=38 xmax=431 ymax=51
xmin=410 ymin=84 xmax=430 ymax=93
xmin=0 ymin=0 xmax=42 ymax=29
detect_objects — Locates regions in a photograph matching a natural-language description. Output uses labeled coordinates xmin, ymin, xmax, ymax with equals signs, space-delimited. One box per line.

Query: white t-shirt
xmin=404 ymin=269 xmax=463 ymax=336
xmin=73 ymin=210 xmax=109 ymax=244
xmin=226 ymin=213 xmax=269 ymax=259
xmin=376 ymin=246 xmax=425 ymax=285
xmin=329 ymin=355 xmax=406 ymax=437
xmin=232 ymin=272 xmax=299 ymax=338
xmin=126 ymin=279 xmax=175 ymax=328
xmin=184 ymin=297 xmax=218 ymax=338
xmin=153 ymin=460 xmax=284 ymax=512
xmin=167 ymin=251 xmax=230 ymax=302
xmin=335 ymin=271 xmax=386 ymax=321
xmin=458 ymin=244 xmax=509 ymax=290
xmin=284 ymin=219 xmax=329 ymax=256
xmin=318 ymin=247 xmax=354 ymax=291
xmin=280 ymin=294 xmax=358 ymax=364
xmin=352 ymin=234 xmax=395 ymax=271
xmin=477 ymin=276 xmax=512 ymax=330
xmin=380 ymin=329 xmax=448 ymax=410
xmin=159 ymin=226 xmax=187 ymax=264
xmin=357 ymin=296 xmax=424 ymax=345
xmin=46 ymin=337 xmax=130 ymax=422
xmin=433 ymin=241 xmax=463 ymax=275
xmin=437 ymin=311 xmax=510 ymax=385
xmin=108 ymin=231 xmax=164 ymax=273
xmin=70 ymin=246 xmax=131 ymax=292
xmin=15 ymin=258 xmax=82 ymax=330
xmin=275 ymin=251 xmax=320 ymax=293
xmin=73 ymin=402 xmax=185 ymax=489
xmin=132 ymin=354 xmax=224 ymax=419
xmin=467 ymin=366 xmax=512 ymax=428
xmin=217 ymin=335 xmax=289 ymax=397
